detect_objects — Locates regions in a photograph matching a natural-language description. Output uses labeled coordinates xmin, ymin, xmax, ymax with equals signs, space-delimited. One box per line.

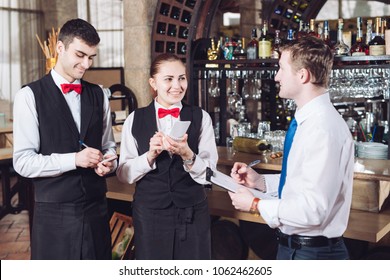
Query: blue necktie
xmin=278 ymin=118 xmax=297 ymax=198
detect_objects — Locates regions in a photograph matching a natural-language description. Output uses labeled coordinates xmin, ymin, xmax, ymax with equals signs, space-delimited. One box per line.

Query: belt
xmin=276 ymin=229 xmax=343 ymax=249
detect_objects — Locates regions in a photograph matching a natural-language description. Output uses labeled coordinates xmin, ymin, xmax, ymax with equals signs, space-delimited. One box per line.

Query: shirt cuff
xmin=264 ymin=174 xmax=281 ymax=194
xmin=61 ymin=153 xmax=77 ymax=173
xmin=259 ymin=199 xmax=281 ymax=228
xmin=183 ymin=154 xmax=200 ymax=172
xmin=141 ymin=152 xmax=156 ymax=171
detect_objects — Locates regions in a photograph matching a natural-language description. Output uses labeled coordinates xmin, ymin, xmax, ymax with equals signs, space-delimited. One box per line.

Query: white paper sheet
xmin=209 ymin=169 xmax=278 ymax=200
xmin=169 ymin=121 xmax=191 ymax=140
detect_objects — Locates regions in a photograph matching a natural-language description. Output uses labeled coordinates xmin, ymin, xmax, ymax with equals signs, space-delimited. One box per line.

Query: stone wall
xmin=123 ymin=0 xmax=158 ymax=108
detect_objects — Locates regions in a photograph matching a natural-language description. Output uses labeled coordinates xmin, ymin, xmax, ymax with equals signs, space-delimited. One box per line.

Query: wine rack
xmin=263 ymin=0 xmax=327 ymax=35
xmin=151 ymin=0 xmax=202 ymax=62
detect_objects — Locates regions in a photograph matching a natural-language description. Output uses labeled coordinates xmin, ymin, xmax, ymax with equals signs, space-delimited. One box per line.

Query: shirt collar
xmin=50 ymin=69 xmax=81 ymax=92
xmin=294 ymin=92 xmax=331 ymax=126
xmin=154 ymin=98 xmax=182 ymax=112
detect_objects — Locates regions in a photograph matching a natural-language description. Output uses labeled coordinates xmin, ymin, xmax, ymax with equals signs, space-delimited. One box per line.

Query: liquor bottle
xmin=246 ymin=28 xmax=258 ymax=59
xmin=223 ymin=36 xmax=234 ymax=60
xmin=233 ymin=38 xmax=247 ymax=60
xmin=369 ymin=17 xmax=386 ymax=56
xmin=218 ymin=36 xmax=225 ymax=59
xmin=258 ymin=20 xmax=272 ymax=59
xmin=350 ymin=17 xmax=369 ymax=56
xmin=333 ymin=18 xmax=350 ymax=56
xmin=323 ymin=20 xmax=332 ymax=48
xmin=286 ymin=29 xmax=296 ymax=42
xmin=381 ymin=18 xmax=387 ymax=39
xmin=365 ymin=19 xmax=373 ymax=45
xmin=271 ymin=30 xmax=282 ymax=59
xmin=307 ymin=19 xmax=318 ymax=37
xmin=317 ymin=21 xmax=324 ymax=40
xmin=296 ymin=20 xmax=307 ymax=40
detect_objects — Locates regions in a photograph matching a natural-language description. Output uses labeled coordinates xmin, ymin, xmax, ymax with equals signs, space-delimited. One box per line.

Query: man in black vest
xmin=13 ymin=18 xmax=117 ymax=259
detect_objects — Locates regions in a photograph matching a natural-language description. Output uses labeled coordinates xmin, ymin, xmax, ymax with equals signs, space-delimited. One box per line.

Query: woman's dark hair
xmin=58 ymin=18 xmax=100 ymax=48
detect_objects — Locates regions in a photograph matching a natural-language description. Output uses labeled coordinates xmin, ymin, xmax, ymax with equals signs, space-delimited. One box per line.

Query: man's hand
xmin=95 ymin=155 xmax=117 ymax=177
xmin=75 ymin=147 xmax=102 ymax=168
xmin=228 ymin=188 xmax=255 ymax=212
xmin=230 ymin=162 xmax=264 ymax=189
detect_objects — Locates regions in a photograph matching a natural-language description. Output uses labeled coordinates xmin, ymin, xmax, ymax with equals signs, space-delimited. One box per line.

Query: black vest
xmin=27 ymin=73 xmax=107 ymax=202
xmin=132 ymin=102 xmax=205 ymax=208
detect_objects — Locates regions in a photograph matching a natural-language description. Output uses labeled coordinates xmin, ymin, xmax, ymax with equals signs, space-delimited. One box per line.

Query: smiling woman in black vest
xmin=13 ymin=18 xmax=117 ymax=260
xmin=117 ymin=53 xmax=218 ymax=260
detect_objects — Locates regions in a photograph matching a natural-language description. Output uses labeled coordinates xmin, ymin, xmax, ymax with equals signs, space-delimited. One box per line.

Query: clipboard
xmin=206 ymin=168 xmax=277 ymax=200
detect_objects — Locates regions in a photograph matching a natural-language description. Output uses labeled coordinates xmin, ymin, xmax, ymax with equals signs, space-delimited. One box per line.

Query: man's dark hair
xmin=58 ymin=18 xmax=100 ymax=48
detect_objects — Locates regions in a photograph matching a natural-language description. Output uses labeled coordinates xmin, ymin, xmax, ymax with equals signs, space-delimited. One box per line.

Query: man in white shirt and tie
xmin=228 ymin=36 xmax=355 ymax=260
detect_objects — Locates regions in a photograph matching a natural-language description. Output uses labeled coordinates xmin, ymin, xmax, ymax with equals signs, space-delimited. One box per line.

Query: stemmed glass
xmin=227 ymin=71 xmax=240 ymax=116
xmin=253 ymin=71 xmax=262 ymax=100
xmin=207 ymin=70 xmax=220 ymax=97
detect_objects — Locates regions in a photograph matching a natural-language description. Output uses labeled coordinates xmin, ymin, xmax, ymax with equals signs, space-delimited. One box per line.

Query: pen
xmin=234 ymin=159 xmax=261 ymax=174
xmin=248 ymin=159 xmax=261 ymax=168
xmin=79 ymin=140 xmax=89 ymax=148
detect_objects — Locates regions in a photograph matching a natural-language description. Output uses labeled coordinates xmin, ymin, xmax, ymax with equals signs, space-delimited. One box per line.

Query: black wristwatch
xmin=183 ymin=153 xmax=196 ymax=165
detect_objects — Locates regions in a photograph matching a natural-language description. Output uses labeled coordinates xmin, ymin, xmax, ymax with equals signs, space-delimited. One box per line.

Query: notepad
xmin=169 ymin=121 xmax=191 ymax=141
xmin=206 ymin=168 xmax=278 ymax=200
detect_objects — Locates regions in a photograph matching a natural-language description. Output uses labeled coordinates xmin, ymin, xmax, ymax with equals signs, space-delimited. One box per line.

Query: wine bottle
xmin=286 ymin=29 xmax=296 ymax=42
xmin=323 ymin=20 xmax=332 ymax=48
xmin=246 ymin=28 xmax=259 ymax=59
xmin=369 ymin=17 xmax=386 ymax=56
xmin=333 ymin=18 xmax=350 ymax=56
xmin=307 ymin=19 xmax=318 ymax=37
xmin=271 ymin=30 xmax=282 ymax=59
xmin=258 ymin=20 xmax=272 ymax=59
xmin=350 ymin=17 xmax=369 ymax=56
xmin=296 ymin=20 xmax=307 ymax=40
xmin=233 ymin=38 xmax=246 ymax=60
xmin=232 ymin=137 xmax=271 ymax=154
xmin=365 ymin=19 xmax=373 ymax=45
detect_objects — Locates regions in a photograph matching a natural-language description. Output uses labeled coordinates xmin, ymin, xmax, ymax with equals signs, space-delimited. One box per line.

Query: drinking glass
xmin=257 ymin=121 xmax=271 ymax=139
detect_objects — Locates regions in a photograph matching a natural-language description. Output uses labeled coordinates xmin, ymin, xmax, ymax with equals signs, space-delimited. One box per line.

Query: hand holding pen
xmin=78 ymin=140 xmax=117 ymax=176
xmin=76 ymin=140 xmax=103 ymax=169
xmin=230 ymin=160 xmax=264 ymax=190
xmin=232 ymin=159 xmax=260 ymax=174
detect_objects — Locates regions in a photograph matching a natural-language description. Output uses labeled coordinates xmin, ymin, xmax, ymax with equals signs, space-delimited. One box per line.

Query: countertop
xmin=217 ymin=147 xmax=390 ymax=181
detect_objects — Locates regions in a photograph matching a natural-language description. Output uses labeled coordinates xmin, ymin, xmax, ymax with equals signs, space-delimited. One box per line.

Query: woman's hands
xmin=146 ymin=132 xmax=194 ymax=166
xmin=164 ymin=134 xmax=193 ymax=162
xmin=147 ymin=131 xmax=164 ymax=165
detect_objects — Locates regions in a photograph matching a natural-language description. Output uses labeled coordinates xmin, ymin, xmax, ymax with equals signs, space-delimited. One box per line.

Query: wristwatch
xmin=249 ymin=198 xmax=260 ymax=215
xmin=183 ymin=153 xmax=196 ymax=166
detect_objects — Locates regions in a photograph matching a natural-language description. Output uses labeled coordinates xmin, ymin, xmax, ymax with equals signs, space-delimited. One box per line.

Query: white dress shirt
xmin=116 ymin=99 xmax=218 ymax=185
xmin=260 ymin=92 xmax=355 ymax=238
xmin=13 ymin=69 xmax=117 ymax=178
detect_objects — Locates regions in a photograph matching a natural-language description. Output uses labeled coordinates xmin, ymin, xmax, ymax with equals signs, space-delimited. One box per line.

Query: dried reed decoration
xmin=36 ymin=27 xmax=60 ymax=59
xmin=36 ymin=27 xmax=60 ymax=73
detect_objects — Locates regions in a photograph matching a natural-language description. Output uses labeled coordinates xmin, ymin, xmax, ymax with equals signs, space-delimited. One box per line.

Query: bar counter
xmin=106 ymin=147 xmax=390 ymax=243
xmin=216 ymin=147 xmax=390 ymax=182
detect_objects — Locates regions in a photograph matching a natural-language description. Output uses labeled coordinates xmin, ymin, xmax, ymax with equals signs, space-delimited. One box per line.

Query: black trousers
xmin=31 ymin=197 xmax=111 ymax=260
xmin=133 ymin=198 xmax=211 ymax=260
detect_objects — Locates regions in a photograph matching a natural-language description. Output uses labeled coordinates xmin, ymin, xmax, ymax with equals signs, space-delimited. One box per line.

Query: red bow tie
xmin=158 ymin=107 xmax=180 ymax=118
xmin=61 ymin=83 xmax=82 ymax=94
